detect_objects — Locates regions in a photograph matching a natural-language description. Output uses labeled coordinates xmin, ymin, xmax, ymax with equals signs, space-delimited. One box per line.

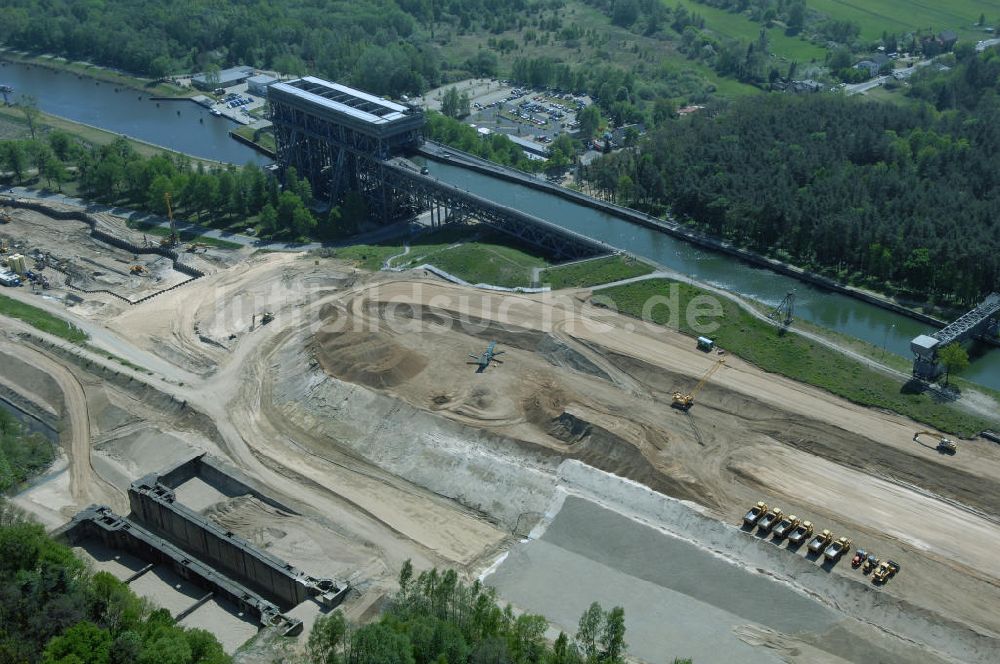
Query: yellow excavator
xmin=913 ymin=431 xmax=957 ymax=455
xmin=672 ymin=358 xmax=725 ymax=410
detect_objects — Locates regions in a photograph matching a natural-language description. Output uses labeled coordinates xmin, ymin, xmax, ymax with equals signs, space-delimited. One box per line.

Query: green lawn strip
xmin=597 ymin=279 xmax=998 ymax=436
xmin=541 ymin=255 xmax=654 ymax=289
xmin=0 ymin=106 xmax=217 ymax=164
xmin=80 ymin=343 xmax=150 ymax=374
xmin=417 ymin=242 xmax=549 ymax=288
xmin=129 ymin=221 xmax=243 ymax=249
xmin=0 ymin=294 xmax=87 ymax=343
xmin=333 ymin=226 xmax=550 ymax=286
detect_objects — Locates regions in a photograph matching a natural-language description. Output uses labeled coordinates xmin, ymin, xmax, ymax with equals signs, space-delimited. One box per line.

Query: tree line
xmin=0 ymin=500 xmax=229 ymax=664
xmin=306 ymin=561 xmax=693 ymax=664
xmin=583 ymin=47 xmax=1000 ymax=306
xmin=0 ymin=0 xmax=570 ymax=99
xmin=0 ymin=128 xmax=371 ymax=241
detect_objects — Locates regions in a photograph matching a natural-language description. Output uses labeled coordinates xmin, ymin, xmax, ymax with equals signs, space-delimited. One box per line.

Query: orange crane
xmin=672 ymin=358 xmax=725 ymax=410
xmin=161 ymin=191 xmax=178 ymax=247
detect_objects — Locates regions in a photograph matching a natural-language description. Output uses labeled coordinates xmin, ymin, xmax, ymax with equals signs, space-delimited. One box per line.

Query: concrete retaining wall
xmin=57 ymin=505 xmax=298 ymax=633
xmin=1 ymin=197 xmax=204 ymax=304
xmin=158 ymin=453 xmax=299 ymax=515
xmin=127 ymin=472 xmax=346 ymax=612
xmin=553 ymin=460 xmax=998 ymax=664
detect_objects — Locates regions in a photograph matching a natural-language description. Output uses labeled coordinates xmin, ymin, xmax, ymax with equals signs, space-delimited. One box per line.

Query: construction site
xmin=1 ymin=71 xmax=999 ymax=660
xmin=1 ymin=192 xmax=998 ymax=661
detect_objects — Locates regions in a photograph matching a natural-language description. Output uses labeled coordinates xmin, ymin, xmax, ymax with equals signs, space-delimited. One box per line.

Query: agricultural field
xmin=807 ymin=0 xmax=1000 ymax=41
xmin=672 ymin=0 xmax=827 ymax=62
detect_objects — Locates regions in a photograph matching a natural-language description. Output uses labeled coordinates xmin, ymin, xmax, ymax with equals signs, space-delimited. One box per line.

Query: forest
xmin=0 ymin=0 xmax=568 ymax=98
xmin=304 ymin=562 xmax=692 ymax=664
xmin=0 ymin=496 xmax=230 ymax=663
xmin=582 ymin=46 xmax=1000 ymax=306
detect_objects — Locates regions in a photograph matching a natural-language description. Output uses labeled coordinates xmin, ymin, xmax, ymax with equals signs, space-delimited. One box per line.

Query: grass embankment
xmin=0 ymin=51 xmax=189 ymax=97
xmin=232 ymin=125 xmax=275 ymax=153
xmin=0 ymin=294 xmax=87 ymax=343
xmin=598 ymin=278 xmax=998 ymax=437
xmin=540 ymin=254 xmax=653 ymax=289
xmin=334 ymin=226 xmax=551 ymax=287
xmin=129 ymin=221 xmax=243 ymax=249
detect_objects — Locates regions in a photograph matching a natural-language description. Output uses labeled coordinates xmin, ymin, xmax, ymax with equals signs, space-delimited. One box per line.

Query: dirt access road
xmin=3 ymin=225 xmax=1000 ymax=660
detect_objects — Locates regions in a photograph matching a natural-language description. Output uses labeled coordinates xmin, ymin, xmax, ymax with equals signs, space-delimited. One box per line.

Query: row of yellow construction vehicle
xmin=742 ymin=500 xmax=900 ymax=584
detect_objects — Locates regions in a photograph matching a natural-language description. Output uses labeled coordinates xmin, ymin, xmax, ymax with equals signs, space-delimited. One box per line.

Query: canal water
xmin=1 ymin=58 xmax=995 ymax=390
xmin=421 ymin=159 xmax=1000 ymax=391
xmin=0 ymin=60 xmax=266 ymax=165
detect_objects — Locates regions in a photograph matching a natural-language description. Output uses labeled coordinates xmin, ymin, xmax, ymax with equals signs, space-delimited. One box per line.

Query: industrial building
xmin=247 ymin=74 xmax=279 ymax=97
xmin=505 ymin=134 xmax=551 ymax=159
xmin=268 ymin=76 xmax=424 ymax=219
xmin=192 ymin=65 xmax=255 ymax=91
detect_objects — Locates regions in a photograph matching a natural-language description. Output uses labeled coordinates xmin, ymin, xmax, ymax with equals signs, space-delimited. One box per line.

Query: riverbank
xmin=230 ymin=126 xmax=276 ymax=158
xmin=0 ymin=104 xmax=226 ymax=166
xmin=418 ymin=140 xmax=973 ymax=334
xmin=0 ymin=50 xmax=189 ymax=98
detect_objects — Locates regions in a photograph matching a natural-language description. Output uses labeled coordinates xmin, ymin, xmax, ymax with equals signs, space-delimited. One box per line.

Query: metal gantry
xmin=932 ymin=292 xmax=1000 ymax=346
xmin=768 ymin=291 xmax=795 ymax=328
xmin=911 ymin=292 xmax=1000 ymax=379
xmin=381 ymin=161 xmax=607 ymax=260
xmin=269 ymin=76 xmax=608 ymax=261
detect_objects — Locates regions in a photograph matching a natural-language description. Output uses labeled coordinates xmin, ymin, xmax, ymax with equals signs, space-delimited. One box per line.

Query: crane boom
xmin=671 ymin=358 xmax=725 ymax=410
xmin=164 ymin=191 xmax=177 ymax=247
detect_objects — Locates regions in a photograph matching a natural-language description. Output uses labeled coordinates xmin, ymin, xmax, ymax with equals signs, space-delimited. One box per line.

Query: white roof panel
xmin=270 ymin=80 xmax=388 ymax=125
xmin=298 ymin=76 xmax=408 ymax=114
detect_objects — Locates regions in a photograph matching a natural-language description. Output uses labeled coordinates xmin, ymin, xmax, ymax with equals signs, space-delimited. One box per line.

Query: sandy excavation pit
xmin=3 ymin=233 xmax=1000 ymax=663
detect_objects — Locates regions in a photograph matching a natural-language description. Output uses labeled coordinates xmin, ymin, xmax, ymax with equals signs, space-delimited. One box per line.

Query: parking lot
xmin=418 ymin=78 xmax=591 ymax=147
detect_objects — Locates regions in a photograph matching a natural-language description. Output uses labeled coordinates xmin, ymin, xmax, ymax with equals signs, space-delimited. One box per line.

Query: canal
xmin=420 ymin=159 xmax=1000 ymax=391
xmin=2 ymin=58 xmax=996 ymax=390
xmin=0 ymin=60 xmax=266 ymax=165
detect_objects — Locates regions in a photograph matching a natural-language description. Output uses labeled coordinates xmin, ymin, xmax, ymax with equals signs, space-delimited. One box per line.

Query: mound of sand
xmin=313 ymin=326 xmax=427 ymax=389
